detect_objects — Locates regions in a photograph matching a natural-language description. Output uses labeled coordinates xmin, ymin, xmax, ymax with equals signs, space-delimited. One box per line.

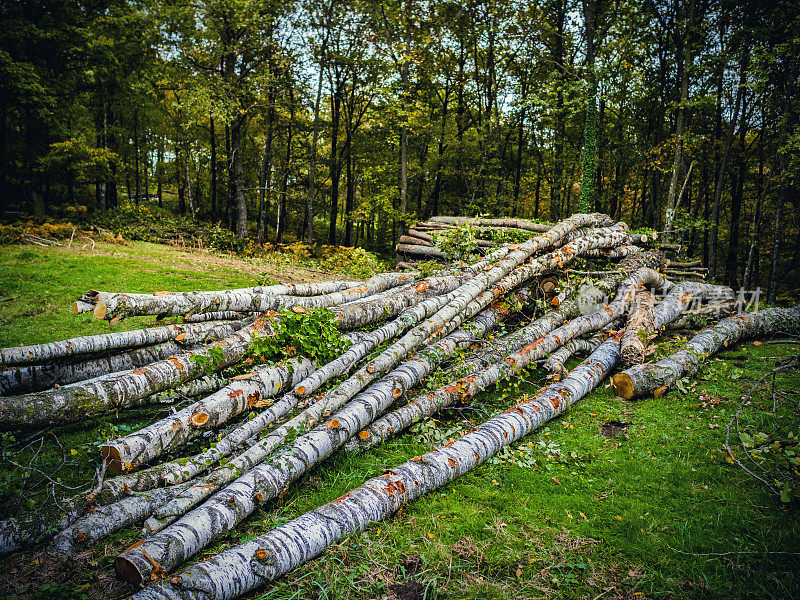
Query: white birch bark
xmin=0 ymin=314 xmax=282 ymax=430
xmin=86 ymin=273 xmax=414 ymax=321
xmin=99 ymin=358 xmax=316 ymax=475
xmin=0 ymin=340 xmax=201 ymax=396
xmin=0 ymin=320 xmax=246 ymax=367
xmin=129 ymin=339 xmax=619 ymax=600
xmin=612 ymin=305 xmax=800 ymax=399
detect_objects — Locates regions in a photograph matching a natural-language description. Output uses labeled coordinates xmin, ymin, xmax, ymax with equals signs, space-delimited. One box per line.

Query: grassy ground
xmin=0 ymin=242 xmax=798 ymax=600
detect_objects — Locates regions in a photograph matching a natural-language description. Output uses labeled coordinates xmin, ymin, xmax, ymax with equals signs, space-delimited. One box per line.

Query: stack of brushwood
xmin=2 ymin=212 xmax=799 ymax=600
xmin=395 ymin=215 xmax=664 ymax=267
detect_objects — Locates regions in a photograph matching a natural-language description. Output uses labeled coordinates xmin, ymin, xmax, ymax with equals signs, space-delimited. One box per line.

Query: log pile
xmin=1 ymin=212 xmax=798 ymax=600
xmin=396 ymin=216 xmax=663 ymax=267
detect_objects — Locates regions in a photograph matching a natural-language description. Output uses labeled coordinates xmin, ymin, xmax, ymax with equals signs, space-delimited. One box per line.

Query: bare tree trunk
xmin=663 ymin=0 xmax=695 ymax=239
xmin=709 ymin=48 xmax=748 ymax=279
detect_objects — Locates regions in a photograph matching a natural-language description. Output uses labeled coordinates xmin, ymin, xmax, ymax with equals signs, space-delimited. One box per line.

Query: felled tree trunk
xmin=114 ymin=288 xmax=540 ymax=581
xmin=1 ymin=340 xmax=197 ymax=396
xmin=0 ymin=315 xmax=281 ymax=430
xmin=428 ymin=215 xmax=553 ymax=233
xmin=0 ymin=320 xmax=245 ymax=367
xmin=580 ymin=245 xmax=641 ymax=259
xmin=612 ymin=305 xmax=800 ymax=399
xmin=128 ymin=339 xmax=619 ymax=600
xmin=99 ymin=357 xmax=316 ymax=475
xmin=620 ymin=289 xmax=654 ymax=367
xmin=395 ymin=243 xmax=448 ymax=260
xmin=84 ymin=272 xmax=414 ymax=322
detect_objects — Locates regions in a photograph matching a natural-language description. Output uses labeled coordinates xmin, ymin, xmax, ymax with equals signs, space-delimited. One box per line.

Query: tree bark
xmin=619 ymin=289 xmax=654 ymax=367
xmin=612 ymin=305 xmax=800 ymax=399
xmin=128 ymin=339 xmax=621 ymax=600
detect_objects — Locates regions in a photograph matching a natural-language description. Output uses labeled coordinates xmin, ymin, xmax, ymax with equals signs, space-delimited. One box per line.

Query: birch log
xmin=0 ymin=320 xmax=246 ymax=367
xmin=428 ymin=215 xmax=553 ymax=233
xmin=115 ymin=289 xmax=538 ymax=580
xmin=619 ymin=289 xmax=655 ymax=367
xmin=580 ymin=245 xmax=641 ymax=259
xmin=0 ymin=314 xmax=281 ymax=430
xmin=0 ymin=340 xmax=200 ymax=396
xmin=86 ymin=272 xmax=414 ymax=322
xmin=612 ymin=305 xmax=800 ymax=399
xmin=128 ymin=339 xmax=619 ymax=600
xmin=99 ymin=358 xmax=316 ymax=475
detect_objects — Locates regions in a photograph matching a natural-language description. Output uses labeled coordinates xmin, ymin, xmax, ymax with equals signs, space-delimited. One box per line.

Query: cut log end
xmin=93 ymin=301 xmax=108 ymax=320
xmin=190 ymin=412 xmax=210 ymax=427
xmin=611 ymin=373 xmax=635 ymax=400
xmin=114 ymin=555 xmax=144 ymax=585
xmin=100 ymin=445 xmax=124 ymax=476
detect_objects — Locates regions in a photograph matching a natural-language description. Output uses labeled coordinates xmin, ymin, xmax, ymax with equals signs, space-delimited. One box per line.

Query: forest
xmin=1 ymin=1 xmax=800 ymax=599
xmin=2 ymin=0 xmax=799 ymax=299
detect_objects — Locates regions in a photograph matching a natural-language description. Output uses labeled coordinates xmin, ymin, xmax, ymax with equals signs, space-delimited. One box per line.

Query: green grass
xmin=0 ymin=242 xmax=798 ymax=600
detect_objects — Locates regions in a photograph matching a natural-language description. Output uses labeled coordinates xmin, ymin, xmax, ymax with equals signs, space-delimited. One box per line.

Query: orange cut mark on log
xmin=326 ymin=419 xmax=340 ymax=429
xmin=172 ymin=421 xmax=182 ymax=432
xmin=232 ymin=372 xmax=255 ymax=380
xmin=247 ymin=392 xmax=261 ymax=407
xmin=551 ymin=398 xmax=560 ymax=410
xmin=448 ymin=458 xmax=457 ymax=468
xmin=416 ymin=282 xmax=428 ymax=291
xmin=174 ymin=333 xmax=187 ymax=343
xmin=126 ymin=540 xmax=146 ymax=552
xmin=256 ymin=549 xmax=268 ymax=560
xmin=168 ymin=357 xmax=185 ymax=370
xmin=229 ymin=389 xmax=244 ymax=398
xmin=154 ymin=291 xmax=170 ymax=296
xmin=358 ymin=430 xmax=371 ymax=440
xmin=190 ymin=412 xmax=209 ymax=427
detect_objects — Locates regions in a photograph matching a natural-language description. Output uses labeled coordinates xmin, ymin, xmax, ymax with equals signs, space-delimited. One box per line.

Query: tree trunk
xmin=210 ymin=116 xmax=217 ymax=221
xmin=709 ymin=48 xmax=748 ymax=279
xmin=613 ymin=306 xmax=800 ymax=399
xmin=128 ymin=339 xmax=621 ymax=600
xmin=328 ymin=87 xmax=342 ymax=245
xmin=663 ymin=0 xmax=695 ymax=239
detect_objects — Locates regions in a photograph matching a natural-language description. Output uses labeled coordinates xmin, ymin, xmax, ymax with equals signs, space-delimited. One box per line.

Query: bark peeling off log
xmin=612 ymin=305 xmax=800 ymax=399
xmin=620 ymin=289 xmax=654 ymax=367
xmin=130 ymin=340 xmax=619 ymax=600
